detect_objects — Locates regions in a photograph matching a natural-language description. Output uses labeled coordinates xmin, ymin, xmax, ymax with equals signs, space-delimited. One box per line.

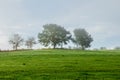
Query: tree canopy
xmin=38 ymin=24 xmax=71 ymax=49
xmin=73 ymin=28 xmax=93 ymax=50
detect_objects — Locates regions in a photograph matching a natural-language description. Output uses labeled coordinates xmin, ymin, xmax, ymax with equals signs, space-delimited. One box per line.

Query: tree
xmin=9 ymin=34 xmax=24 ymax=50
xmin=38 ymin=24 xmax=71 ymax=49
xmin=100 ymin=47 xmax=107 ymax=50
xmin=114 ymin=46 xmax=120 ymax=50
xmin=25 ymin=37 xmax=36 ymax=49
xmin=73 ymin=28 xmax=93 ymax=50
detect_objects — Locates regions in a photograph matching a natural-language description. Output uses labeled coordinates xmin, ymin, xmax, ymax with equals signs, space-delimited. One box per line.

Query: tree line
xmin=9 ymin=24 xmax=93 ymax=50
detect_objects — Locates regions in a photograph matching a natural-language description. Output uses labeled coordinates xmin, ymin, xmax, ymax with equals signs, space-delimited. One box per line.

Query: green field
xmin=0 ymin=50 xmax=120 ymax=80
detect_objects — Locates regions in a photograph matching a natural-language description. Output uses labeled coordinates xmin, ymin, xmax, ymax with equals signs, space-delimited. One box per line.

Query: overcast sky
xmin=0 ymin=0 xmax=120 ymax=50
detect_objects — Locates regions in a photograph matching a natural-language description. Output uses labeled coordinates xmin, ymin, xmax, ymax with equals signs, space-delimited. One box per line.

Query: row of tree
xmin=9 ymin=35 xmax=36 ymax=50
xmin=9 ymin=24 xmax=93 ymax=50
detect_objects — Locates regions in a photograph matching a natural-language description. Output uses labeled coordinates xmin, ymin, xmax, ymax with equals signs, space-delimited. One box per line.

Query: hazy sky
xmin=0 ymin=0 xmax=120 ymax=49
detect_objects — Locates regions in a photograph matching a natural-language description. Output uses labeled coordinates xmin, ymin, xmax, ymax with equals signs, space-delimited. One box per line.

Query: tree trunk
xmin=15 ymin=46 xmax=17 ymax=50
xmin=61 ymin=43 xmax=63 ymax=49
xmin=81 ymin=46 xmax=85 ymax=50
xmin=15 ymin=44 xmax=18 ymax=50
xmin=53 ymin=44 xmax=56 ymax=49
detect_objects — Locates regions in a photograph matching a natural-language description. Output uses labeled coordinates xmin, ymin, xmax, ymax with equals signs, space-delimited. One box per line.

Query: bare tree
xmin=9 ymin=34 xmax=24 ymax=50
xmin=25 ymin=37 xmax=36 ymax=49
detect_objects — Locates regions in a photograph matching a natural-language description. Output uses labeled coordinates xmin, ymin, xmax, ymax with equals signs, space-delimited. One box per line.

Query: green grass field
xmin=0 ymin=50 xmax=120 ymax=80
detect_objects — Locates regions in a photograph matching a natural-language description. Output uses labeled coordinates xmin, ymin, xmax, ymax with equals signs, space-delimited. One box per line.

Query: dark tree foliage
xmin=38 ymin=24 xmax=71 ymax=49
xmin=73 ymin=28 xmax=93 ymax=50
xmin=114 ymin=46 xmax=120 ymax=50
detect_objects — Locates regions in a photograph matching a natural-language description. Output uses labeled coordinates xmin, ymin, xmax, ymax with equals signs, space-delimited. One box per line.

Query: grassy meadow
xmin=0 ymin=50 xmax=120 ymax=80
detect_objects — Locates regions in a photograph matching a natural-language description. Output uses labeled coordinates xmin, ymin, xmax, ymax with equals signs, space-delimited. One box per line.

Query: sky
xmin=0 ymin=0 xmax=120 ymax=50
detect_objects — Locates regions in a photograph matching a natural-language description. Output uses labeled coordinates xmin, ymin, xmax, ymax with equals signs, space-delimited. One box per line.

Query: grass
xmin=0 ymin=50 xmax=120 ymax=80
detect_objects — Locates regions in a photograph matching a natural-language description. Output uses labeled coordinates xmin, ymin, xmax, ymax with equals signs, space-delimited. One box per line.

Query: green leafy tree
xmin=114 ymin=46 xmax=120 ymax=50
xmin=100 ymin=47 xmax=107 ymax=50
xmin=9 ymin=34 xmax=24 ymax=50
xmin=73 ymin=28 xmax=93 ymax=50
xmin=25 ymin=37 xmax=36 ymax=49
xmin=38 ymin=24 xmax=71 ymax=49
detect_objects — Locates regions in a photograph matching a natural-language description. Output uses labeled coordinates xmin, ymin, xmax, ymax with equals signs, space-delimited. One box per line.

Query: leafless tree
xmin=9 ymin=34 xmax=24 ymax=50
xmin=25 ymin=37 xmax=36 ymax=49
